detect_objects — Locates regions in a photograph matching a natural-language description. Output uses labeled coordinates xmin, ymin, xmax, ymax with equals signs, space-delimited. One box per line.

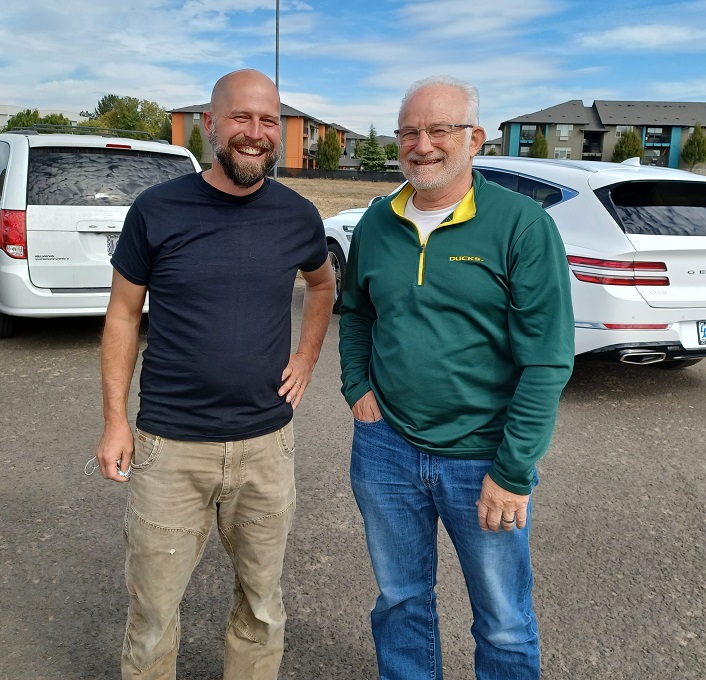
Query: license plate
xmin=698 ymin=321 xmax=706 ymax=345
xmin=106 ymin=234 xmax=120 ymax=257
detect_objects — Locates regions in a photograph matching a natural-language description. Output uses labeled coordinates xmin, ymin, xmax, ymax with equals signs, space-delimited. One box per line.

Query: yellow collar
xmin=391 ymin=183 xmax=476 ymax=225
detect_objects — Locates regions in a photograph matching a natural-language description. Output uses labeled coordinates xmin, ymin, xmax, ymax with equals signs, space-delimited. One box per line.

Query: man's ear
xmin=203 ymin=111 xmax=213 ymax=138
xmin=469 ymin=126 xmax=487 ymax=158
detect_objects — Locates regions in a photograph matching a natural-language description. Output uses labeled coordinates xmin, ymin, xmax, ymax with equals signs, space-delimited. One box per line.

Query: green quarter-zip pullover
xmin=339 ymin=171 xmax=574 ymax=494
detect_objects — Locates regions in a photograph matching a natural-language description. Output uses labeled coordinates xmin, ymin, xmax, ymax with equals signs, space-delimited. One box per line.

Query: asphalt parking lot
xmin=1 ymin=285 xmax=705 ymax=679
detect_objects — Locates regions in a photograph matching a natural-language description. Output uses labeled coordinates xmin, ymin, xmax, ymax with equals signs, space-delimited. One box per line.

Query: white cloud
xmin=280 ymin=90 xmax=401 ymax=135
xmin=651 ymin=79 xmax=706 ymax=100
xmin=398 ymin=0 xmax=558 ymax=40
xmin=578 ymin=24 xmax=706 ymax=51
xmin=2 ymin=0 xmax=705 ymax=146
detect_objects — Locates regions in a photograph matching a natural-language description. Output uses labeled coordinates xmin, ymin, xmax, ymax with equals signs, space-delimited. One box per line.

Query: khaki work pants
xmin=120 ymin=422 xmax=296 ymax=680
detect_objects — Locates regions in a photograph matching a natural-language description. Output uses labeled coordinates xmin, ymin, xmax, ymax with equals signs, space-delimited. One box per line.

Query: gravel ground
xmin=276 ymin=177 xmax=402 ymax=218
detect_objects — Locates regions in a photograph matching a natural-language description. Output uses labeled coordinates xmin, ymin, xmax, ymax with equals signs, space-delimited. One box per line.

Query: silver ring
xmin=501 ymin=516 xmax=515 ymax=524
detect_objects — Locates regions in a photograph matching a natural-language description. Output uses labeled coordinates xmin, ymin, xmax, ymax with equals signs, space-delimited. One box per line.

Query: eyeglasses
xmin=394 ymin=124 xmax=474 ymax=145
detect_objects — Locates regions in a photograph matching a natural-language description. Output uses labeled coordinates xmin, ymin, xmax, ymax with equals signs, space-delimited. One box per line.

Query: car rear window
xmin=602 ymin=180 xmax=706 ymax=236
xmin=27 ymin=147 xmax=195 ymax=206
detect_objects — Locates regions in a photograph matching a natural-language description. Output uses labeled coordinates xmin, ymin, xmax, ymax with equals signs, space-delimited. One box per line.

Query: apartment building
xmin=498 ymin=100 xmax=706 ymax=168
xmin=171 ymin=102 xmax=347 ymax=168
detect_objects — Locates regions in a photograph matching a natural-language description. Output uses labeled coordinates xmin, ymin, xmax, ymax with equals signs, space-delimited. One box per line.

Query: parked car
xmin=0 ymin=126 xmax=201 ymax=337
xmin=324 ymin=156 xmax=706 ymax=368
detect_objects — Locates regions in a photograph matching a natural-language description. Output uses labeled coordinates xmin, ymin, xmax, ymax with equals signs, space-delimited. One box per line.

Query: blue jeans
xmin=350 ymin=418 xmax=539 ymax=680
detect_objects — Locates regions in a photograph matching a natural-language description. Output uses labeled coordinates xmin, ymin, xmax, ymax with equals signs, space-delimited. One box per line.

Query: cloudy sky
xmin=2 ymin=0 xmax=706 ymax=139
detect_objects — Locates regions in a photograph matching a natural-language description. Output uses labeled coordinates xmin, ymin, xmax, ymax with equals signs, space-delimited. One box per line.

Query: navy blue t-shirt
xmin=111 ymin=173 xmax=328 ymax=441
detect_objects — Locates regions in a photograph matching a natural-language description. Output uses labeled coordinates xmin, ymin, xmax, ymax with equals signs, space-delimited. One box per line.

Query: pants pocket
xmin=131 ymin=429 xmax=164 ymax=471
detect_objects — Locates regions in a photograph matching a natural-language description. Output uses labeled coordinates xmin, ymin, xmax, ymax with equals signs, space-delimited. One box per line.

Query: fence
xmin=274 ymin=167 xmax=405 ymax=183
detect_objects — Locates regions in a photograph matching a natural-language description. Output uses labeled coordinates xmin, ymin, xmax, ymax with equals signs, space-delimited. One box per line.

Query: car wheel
xmin=656 ymin=358 xmax=703 ymax=369
xmin=328 ymin=242 xmax=346 ymax=315
xmin=0 ymin=312 xmax=15 ymax=339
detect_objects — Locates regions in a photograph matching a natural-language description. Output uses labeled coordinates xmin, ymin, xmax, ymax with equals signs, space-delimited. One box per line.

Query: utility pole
xmin=273 ymin=0 xmax=280 ymax=178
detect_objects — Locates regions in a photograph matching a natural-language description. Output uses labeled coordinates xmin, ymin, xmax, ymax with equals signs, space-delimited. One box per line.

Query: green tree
xmin=486 ymin=147 xmax=497 ymax=156
xmin=529 ymin=127 xmax=548 ymax=158
xmin=158 ymin=115 xmax=173 ymax=143
xmin=81 ymin=94 xmax=120 ymax=120
xmin=2 ymin=109 xmax=74 ymax=133
xmin=315 ymin=128 xmax=342 ymax=170
xmin=2 ymin=108 xmax=41 ymax=132
xmin=353 ymin=139 xmax=364 ymax=158
xmin=39 ymin=113 xmax=72 ymax=127
xmin=102 ymin=97 xmax=144 ymax=132
xmin=681 ymin=122 xmax=706 ymax=171
xmin=137 ymin=100 xmax=171 ymax=138
xmin=78 ymin=96 xmax=169 ymax=138
xmin=384 ymin=143 xmax=399 ymax=160
xmin=612 ymin=129 xmax=644 ymax=163
xmin=358 ymin=125 xmax=388 ymax=172
xmin=187 ymin=125 xmax=203 ymax=161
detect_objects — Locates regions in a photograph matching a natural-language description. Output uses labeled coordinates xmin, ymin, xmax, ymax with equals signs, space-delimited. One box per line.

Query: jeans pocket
xmin=353 ymin=416 xmax=384 ymax=427
xmin=276 ymin=421 xmax=296 ymax=460
xmin=131 ymin=429 xmax=164 ymax=471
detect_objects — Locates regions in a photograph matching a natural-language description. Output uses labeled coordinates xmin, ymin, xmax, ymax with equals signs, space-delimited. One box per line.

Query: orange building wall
xmin=285 ymin=118 xmax=304 ymax=168
xmin=172 ymin=113 xmax=185 ymax=146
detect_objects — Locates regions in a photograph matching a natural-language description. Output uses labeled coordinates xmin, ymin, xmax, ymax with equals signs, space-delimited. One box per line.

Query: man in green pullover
xmin=339 ymin=76 xmax=574 ymax=680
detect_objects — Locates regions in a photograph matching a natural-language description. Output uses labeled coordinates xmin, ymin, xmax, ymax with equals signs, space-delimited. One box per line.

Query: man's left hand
xmin=476 ymin=474 xmax=530 ymax=532
xmin=279 ymin=352 xmax=315 ymax=409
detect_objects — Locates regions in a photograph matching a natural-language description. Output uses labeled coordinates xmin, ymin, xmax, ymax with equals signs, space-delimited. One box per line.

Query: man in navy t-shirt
xmin=95 ymin=69 xmax=335 ymax=680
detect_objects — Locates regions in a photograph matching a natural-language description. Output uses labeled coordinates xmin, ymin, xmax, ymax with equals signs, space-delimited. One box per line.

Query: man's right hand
xmin=95 ymin=420 xmax=134 ymax=483
xmin=351 ymin=390 xmax=382 ymax=422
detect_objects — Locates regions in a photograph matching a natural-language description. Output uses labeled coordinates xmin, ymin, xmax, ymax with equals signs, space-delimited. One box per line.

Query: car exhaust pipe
xmin=619 ymin=349 xmax=667 ymax=365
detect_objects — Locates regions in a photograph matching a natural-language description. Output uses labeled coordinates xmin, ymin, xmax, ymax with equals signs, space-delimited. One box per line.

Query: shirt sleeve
xmin=488 ymin=213 xmax=575 ymax=494
xmin=339 ymin=218 xmax=377 ymax=407
xmin=299 ymin=201 xmax=329 ymax=272
xmin=111 ymin=200 xmax=151 ymax=285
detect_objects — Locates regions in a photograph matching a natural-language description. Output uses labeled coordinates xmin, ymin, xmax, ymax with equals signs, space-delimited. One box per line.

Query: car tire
xmin=0 ymin=312 xmax=15 ymax=339
xmin=328 ymin=241 xmax=347 ymax=315
xmin=656 ymin=358 xmax=703 ymax=369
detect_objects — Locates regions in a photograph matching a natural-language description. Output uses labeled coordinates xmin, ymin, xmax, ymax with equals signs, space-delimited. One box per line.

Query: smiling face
xmin=398 ymin=84 xmax=485 ymax=204
xmin=204 ymin=70 xmax=282 ymax=192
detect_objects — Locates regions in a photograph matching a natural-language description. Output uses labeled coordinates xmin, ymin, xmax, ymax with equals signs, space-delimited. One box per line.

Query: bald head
xmin=210 ymin=69 xmax=280 ymax=114
xmin=203 ymin=69 xmax=282 ymax=194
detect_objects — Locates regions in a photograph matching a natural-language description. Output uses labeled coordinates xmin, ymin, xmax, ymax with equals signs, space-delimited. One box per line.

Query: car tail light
xmin=567 ymin=255 xmax=669 ymax=286
xmin=1 ymin=209 xmax=27 ymax=259
xmin=603 ymin=323 xmax=670 ymax=330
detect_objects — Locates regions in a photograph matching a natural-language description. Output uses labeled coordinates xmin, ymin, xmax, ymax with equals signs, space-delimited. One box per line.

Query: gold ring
xmin=294 ymin=380 xmax=302 ymax=387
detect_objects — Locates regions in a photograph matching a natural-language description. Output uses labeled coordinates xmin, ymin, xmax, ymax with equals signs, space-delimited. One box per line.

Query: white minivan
xmin=0 ymin=127 xmax=201 ymax=337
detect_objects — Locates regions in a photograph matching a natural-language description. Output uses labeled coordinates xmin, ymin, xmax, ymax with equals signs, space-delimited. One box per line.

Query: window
xmin=477 ymin=169 xmax=517 ymax=192
xmin=616 ymin=125 xmax=633 ymax=138
xmin=193 ymin=113 xmax=201 ymax=121
xmin=556 ymin=124 xmax=573 ymax=141
xmin=0 ymin=141 xmax=10 ymax=200
xmin=554 ymin=147 xmax=572 ymax=159
xmin=518 ymin=176 xmax=563 ymax=208
xmin=597 ymin=180 xmax=706 ymax=236
xmin=476 ymin=169 xmax=564 ymax=208
xmin=520 ymin=124 xmax=537 ymax=141
xmin=27 ymin=148 xmax=196 ymax=206
xmin=645 ymin=127 xmax=668 ymax=144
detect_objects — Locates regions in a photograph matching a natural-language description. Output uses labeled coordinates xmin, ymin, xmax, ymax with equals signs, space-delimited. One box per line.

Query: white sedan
xmin=324 ymin=156 xmax=706 ymax=368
